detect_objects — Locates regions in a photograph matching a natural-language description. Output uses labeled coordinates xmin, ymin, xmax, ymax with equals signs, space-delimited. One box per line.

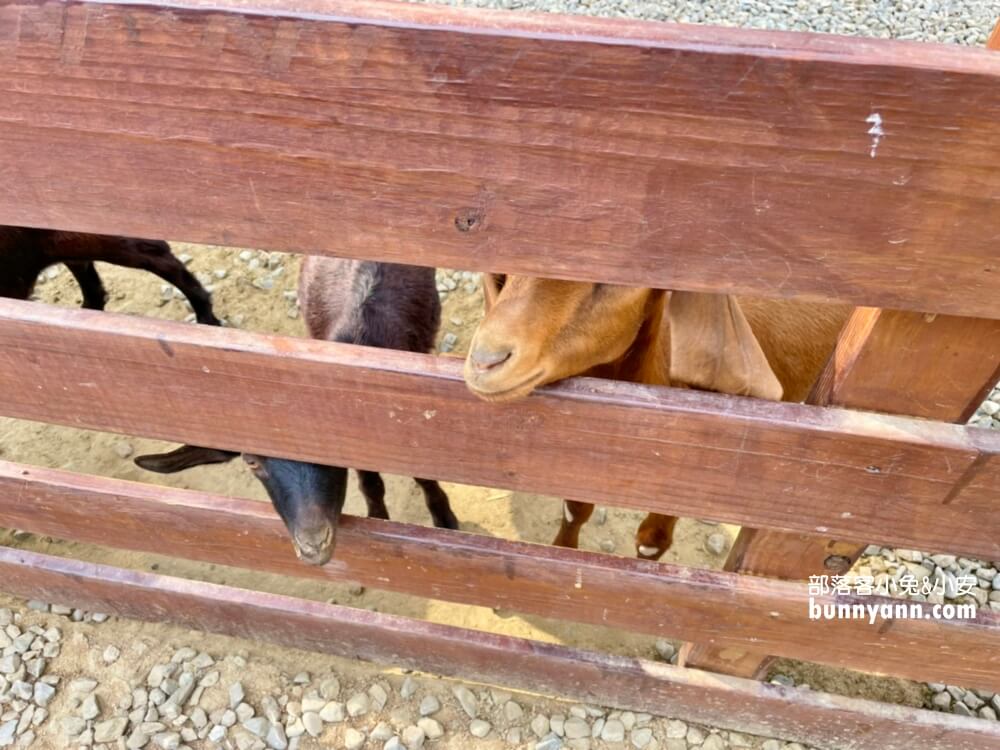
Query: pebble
xmin=400 ymin=677 xmax=417 ymax=699
xmin=81 ymin=692 xmax=101 ymax=720
xmin=369 ymin=683 xmax=390 ymax=711
xmin=372 ymin=722 xmax=394 ymax=742
xmin=666 ymin=720 xmax=687 ymax=738
xmin=417 ymin=718 xmax=443 ymax=740
xmin=32 ymin=682 xmax=55 ymax=707
xmin=318 ymin=676 xmax=340 ymax=700
xmin=302 ymin=712 xmax=322 ymax=737
xmin=229 ymin=683 xmax=246 ymax=708
xmin=0 ymin=721 xmax=15 ymax=748
xmin=702 ymin=735 xmax=727 ymax=750
xmin=654 ymin=639 xmax=676 ymax=662
xmin=601 ymin=719 xmax=626 ymax=742
xmin=319 ymin=701 xmax=345 ymax=723
xmin=103 ymin=644 xmax=121 ymax=663
xmin=631 ymin=727 xmax=653 ymax=749
xmin=344 ymin=728 xmax=365 ymax=750
xmin=402 ymin=725 xmax=426 ymax=749
xmin=705 ymin=533 xmax=729 ymax=555
xmin=244 ymin=718 xmax=270 ymax=738
xmin=531 ymin=715 xmax=550 ymax=738
xmin=452 ymin=686 xmax=478 ymax=718
xmin=564 ymin=718 xmax=590 ymax=739
xmin=301 ymin=694 xmax=326 ymax=714
xmin=384 ymin=738 xmax=404 ymax=750
xmin=440 ymin=333 xmax=459 ymax=353
xmin=535 ymin=735 xmax=563 ymax=750
xmin=346 ymin=693 xmax=370 ymax=717
xmin=267 ymin=723 xmax=289 ymax=750
xmin=94 ymin=717 xmax=129 ymax=743
xmin=470 ymin=719 xmax=492 ymax=738
xmin=419 ymin=695 xmax=440 ymax=716
xmin=504 ymin=701 xmax=524 ymax=722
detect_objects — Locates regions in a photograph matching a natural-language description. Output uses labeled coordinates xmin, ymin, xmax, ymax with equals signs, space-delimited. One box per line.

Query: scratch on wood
xmin=60 ymin=5 xmax=89 ymax=65
xmin=0 ymin=6 xmax=23 ymax=62
xmin=266 ymin=19 xmax=300 ymax=74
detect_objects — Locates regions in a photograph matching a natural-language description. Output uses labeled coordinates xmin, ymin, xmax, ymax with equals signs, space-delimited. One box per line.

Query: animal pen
xmin=1 ymin=1 xmax=1000 ymax=748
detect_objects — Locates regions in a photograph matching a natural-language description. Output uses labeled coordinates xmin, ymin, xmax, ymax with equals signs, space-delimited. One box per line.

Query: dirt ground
xmin=0 ymin=243 xmax=927 ymax=739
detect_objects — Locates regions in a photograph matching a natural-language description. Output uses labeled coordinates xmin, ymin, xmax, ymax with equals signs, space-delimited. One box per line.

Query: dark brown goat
xmin=136 ymin=257 xmax=458 ymax=565
xmin=1 ymin=226 xmax=220 ymax=325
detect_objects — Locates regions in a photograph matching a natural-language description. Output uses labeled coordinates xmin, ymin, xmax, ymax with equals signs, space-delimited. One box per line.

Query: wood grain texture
xmin=4 ymin=459 xmax=1000 ymax=689
xmin=683 ymin=26 xmax=1000 ymax=678
xmin=1 ymin=0 xmax=1000 ymax=316
xmin=685 ymin=309 xmax=1000 ymax=675
xmin=2 ymin=299 xmax=999 ymax=557
xmin=2 ymin=548 xmax=997 ymax=750
xmin=809 ymin=308 xmax=1000 ymax=421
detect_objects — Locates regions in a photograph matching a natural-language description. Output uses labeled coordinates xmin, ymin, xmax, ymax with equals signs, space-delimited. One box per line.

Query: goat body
xmin=0 ymin=226 xmax=220 ymax=325
xmin=466 ymin=274 xmax=848 ymax=559
xmin=137 ymin=257 xmax=457 ymax=565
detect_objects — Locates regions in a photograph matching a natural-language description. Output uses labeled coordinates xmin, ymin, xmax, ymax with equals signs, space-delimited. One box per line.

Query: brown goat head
xmin=464 ymin=274 xmax=782 ymax=401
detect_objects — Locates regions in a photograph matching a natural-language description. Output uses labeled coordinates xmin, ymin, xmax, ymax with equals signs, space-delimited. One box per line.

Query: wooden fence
xmin=2 ymin=1 xmax=1000 ymax=748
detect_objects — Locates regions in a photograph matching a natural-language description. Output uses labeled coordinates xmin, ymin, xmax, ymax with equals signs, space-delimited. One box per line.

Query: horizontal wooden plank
xmin=1 ymin=299 xmax=999 ymax=558
xmin=3 ymin=551 xmax=996 ymax=750
xmin=3 ymin=459 xmax=1000 ymax=690
xmin=1 ymin=0 xmax=1000 ymax=316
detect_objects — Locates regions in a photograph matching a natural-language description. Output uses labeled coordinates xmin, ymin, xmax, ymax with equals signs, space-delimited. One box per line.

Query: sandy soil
xmin=0 ymin=243 xmax=926 ymax=728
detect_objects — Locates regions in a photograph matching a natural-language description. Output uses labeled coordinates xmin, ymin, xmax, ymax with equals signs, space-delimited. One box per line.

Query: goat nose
xmin=470 ymin=346 xmax=512 ymax=372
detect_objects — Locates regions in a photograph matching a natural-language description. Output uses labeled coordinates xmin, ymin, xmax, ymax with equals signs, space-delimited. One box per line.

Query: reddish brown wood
xmin=685 ymin=306 xmax=1000 ymax=675
xmin=1 ymin=0 xmax=1000 ymax=316
xmin=809 ymin=308 xmax=1000 ymax=421
xmin=2 ymin=459 xmax=999 ymax=690
xmin=684 ymin=27 xmax=1000 ymax=679
xmin=1 ymin=300 xmax=999 ymax=557
xmin=2 ymin=547 xmax=996 ymax=750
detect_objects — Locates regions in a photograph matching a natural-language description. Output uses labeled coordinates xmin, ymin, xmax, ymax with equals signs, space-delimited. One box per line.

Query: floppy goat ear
xmin=481 ymin=273 xmax=506 ymax=313
xmin=668 ymin=291 xmax=783 ymax=401
xmin=134 ymin=445 xmax=239 ymax=473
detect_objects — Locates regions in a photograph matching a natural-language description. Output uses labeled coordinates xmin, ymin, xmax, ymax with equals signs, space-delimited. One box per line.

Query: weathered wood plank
xmin=685 ymin=304 xmax=1000 ymax=676
xmin=1 ymin=299 xmax=998 ymax=557
xmin=809 ymin=308 xmax=1000 ymax=422
xmin=1 ymin=548 xmax=996 ymax=750
xmin=3 ymin=460 xmax=1000 ymax=689
xmin=1 ymin=0 xmax=1000 ymax=316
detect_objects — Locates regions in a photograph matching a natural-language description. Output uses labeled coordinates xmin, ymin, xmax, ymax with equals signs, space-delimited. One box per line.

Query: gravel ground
xmin=0 ymin=595 xmax=820 ymax=750
xmin=433 ymin=0 xmax=1000 ymax=46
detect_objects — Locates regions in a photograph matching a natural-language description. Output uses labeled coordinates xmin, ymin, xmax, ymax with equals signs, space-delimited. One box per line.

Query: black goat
xmin=0 ymin=226 xmax=220 ymax=325
xmin=135 ymin=257 xmax=458 ymax=565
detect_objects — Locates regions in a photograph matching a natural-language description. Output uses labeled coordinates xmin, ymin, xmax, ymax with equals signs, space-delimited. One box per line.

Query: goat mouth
xmin=466 ymin=370 xmax=545 ymax=402
xmin=291 ymin=525 xmax=335 ymax=566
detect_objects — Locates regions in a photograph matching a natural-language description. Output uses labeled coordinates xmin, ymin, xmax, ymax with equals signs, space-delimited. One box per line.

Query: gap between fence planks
xmin=2 ymin=547 xmax=997 ymax=750
xmin=1 ymin=0 xmax=1000 ymax=317
xmin=683 ymin=307 xmax=1000 ymax=676
xmin=2 ymin=459 xmax=1000 ymax=690
xmin=1 ymin=299 xmax=998 ymax=558
xmin=682 ymin=27 xmax=1000 ymax=679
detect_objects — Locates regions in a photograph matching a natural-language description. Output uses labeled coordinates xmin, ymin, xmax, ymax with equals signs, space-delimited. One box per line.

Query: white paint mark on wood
xmin=866 ymin=113 xmax=884 ymax=158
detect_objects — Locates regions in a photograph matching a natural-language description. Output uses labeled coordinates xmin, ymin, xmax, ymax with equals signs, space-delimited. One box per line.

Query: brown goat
xmin=0 ymin=226 xmax=220 ymax=325
xmin=464 ymin=275 xmax=848 ymax=559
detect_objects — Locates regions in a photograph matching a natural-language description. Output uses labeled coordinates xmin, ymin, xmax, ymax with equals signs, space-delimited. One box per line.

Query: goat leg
xmin=357 ymin=470 xmax=390 ymax=520
xmin=414 ymin=478 xmax=458 ymax=530
xmin=635 ymin=512 xmax=678 ymax=560
xmin=552 ymin=500 xmax=594 ymax=549
xmin=66 ymin=261 xmax=108 ymax=310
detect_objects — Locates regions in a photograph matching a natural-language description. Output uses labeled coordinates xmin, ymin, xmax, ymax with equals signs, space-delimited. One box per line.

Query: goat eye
xmin=243 ymin=457 xmax=261 ymax=471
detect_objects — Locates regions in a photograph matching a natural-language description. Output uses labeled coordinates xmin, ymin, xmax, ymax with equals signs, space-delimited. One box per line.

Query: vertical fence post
xmin=681 ymin=309 xmax=1000 ymax=674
